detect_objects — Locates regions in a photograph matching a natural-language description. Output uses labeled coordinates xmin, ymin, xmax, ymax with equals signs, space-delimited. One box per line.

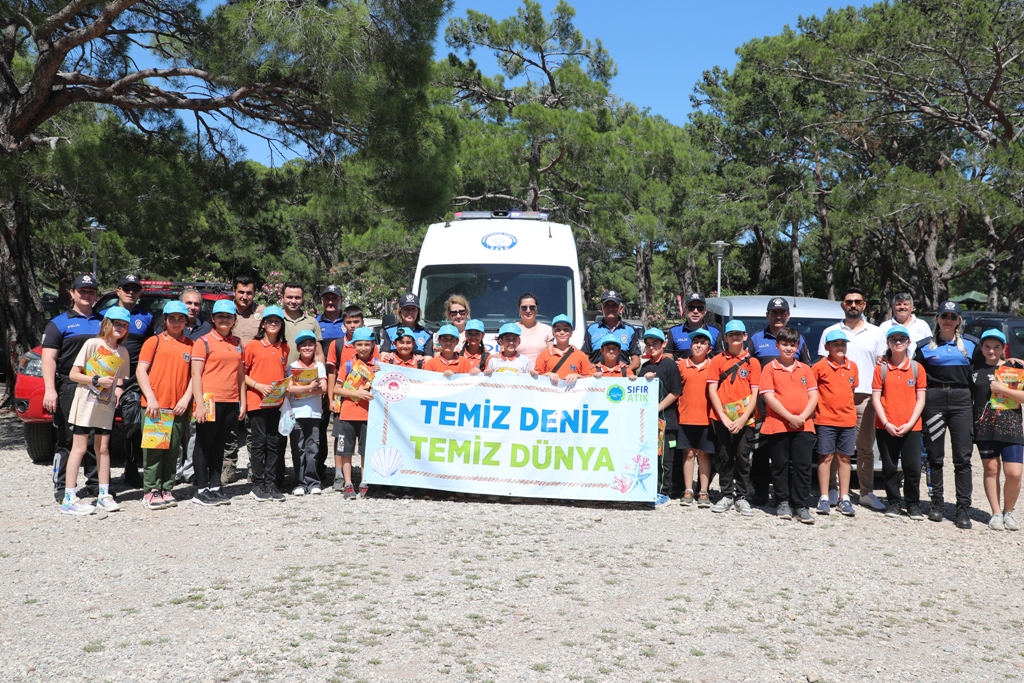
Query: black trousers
xmin=659 ymin=427 xmax=675 ymax=497
xmin=877 ymin=430 xmax=923 ymax=504
xmin=765 ymin=431 xmax=815 ymax=509
xmin=316 ymin=396 xmax=331 ymax=480
xmin=247 ymin=408 xmax=280 ymax=488
xmin=712 ymin=422 xmax=751 ymax=500
xmin=195 ymin=402 xmax=239 ymax=490
xmin=922 ymin=387 xmax=974 ymax=507
xmin=52 ymin=376 xmax=98 ymax=500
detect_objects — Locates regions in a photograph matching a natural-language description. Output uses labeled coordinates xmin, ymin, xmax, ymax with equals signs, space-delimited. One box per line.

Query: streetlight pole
xmin=711 ymin=240 xmax=730 ymax=296
xmin=84 ymin=218 xmax=106 ymax=280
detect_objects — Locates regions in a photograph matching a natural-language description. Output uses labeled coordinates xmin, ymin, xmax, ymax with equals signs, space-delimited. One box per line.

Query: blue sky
xmin=240 ymin=0 xmax=846 ymax=164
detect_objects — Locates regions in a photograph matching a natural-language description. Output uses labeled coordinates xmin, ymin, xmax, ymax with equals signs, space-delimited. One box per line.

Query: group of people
xmin=41 ymin=277 xmax=1023 ymax=531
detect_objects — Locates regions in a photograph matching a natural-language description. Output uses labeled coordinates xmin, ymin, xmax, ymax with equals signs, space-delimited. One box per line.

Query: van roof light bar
xmin=452 ymin=210 xmax=549 ymax=221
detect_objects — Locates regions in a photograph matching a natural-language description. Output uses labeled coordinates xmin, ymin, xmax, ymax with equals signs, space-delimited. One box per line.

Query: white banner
xmin=363 ymin=366 xmax=660 ymax=502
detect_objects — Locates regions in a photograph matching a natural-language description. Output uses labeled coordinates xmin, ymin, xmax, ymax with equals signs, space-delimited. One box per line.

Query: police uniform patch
xmin=135 ymin=319 xmax=143 ymax=329
xmin=620 ymin=334 xmax=628 ymax=344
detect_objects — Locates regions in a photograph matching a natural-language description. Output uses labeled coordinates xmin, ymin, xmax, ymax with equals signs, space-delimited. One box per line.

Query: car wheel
xmin=24 ymin=423 xmax=55 ymax=463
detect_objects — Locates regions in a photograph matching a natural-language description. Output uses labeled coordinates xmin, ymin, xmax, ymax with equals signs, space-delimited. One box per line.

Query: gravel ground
xmin=1 ymin=409 xmax=1023 ymax=683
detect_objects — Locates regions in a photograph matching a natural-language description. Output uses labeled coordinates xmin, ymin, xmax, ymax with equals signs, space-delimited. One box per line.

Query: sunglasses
xmin=520 ymin=305 xmax=537 ymax=312
xmin=843 ymin=299 xmax=865 ymax=306
xmin=448 ymin=309 xmax=467 ymax=316
xmin=938 ymin=313 xmax=959 ymax=321
xmin=687 ymin=305 xmax=705 ymax=312
xmin=888 ymin=337 xmax=909 ymax=344
xmin=263 ymin=318 xmax=282 ymax=325
xmin=121 ymin=287 xmax=141 ymax=294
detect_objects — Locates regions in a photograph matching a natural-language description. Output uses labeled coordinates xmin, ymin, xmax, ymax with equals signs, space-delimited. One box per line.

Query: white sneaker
xmin=95 ymin=494 xmax=121 ymax=512
xmin=828 ymin=489 xmax=839 ymax=507
xmin=989 ymin=513 xmax=1005 ymax=531
xmin=60 ymin=496 xmax=95 ymax=516
xmin=309 ymin=486 xmax=322 ymax=495
xmin=860 ymin=492 xmax=886 ymax=511
xmin=1004 ymin=510 xmax=1020 ymax=531
xmin=291 ymin=486 xmax=306 ymax=496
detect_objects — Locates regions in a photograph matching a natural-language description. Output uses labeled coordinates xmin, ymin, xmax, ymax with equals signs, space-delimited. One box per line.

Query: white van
xmin=412 ymin=211 xmax=585 ymax=351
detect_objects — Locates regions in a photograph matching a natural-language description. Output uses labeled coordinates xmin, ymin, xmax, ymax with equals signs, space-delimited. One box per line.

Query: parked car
xmin=14 ymin=281 xmax=230 ymax=464
xmin=961 ymin=315 xmax=1024 ymax=359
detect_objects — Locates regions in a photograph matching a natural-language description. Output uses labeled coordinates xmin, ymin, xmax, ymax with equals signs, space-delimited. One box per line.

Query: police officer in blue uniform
xmin=316 ymin=284 xmax=346 ymax=483
xmin=915 ymin=300 xmax=981 ymax=528
xmin=380 ymin=293 xmax=434 ymax=362
xmin=746 ymin=297 xmax=811 ymax=505
xmin=666 ymin=293 xmax=720 ymax=360
xmin=41 ymin=274 xmax=104 ymax=503
xmin=111 ymin=274 xmax=154 ymax=488
xmin=581 ymin=291 xmax=641 ymax=372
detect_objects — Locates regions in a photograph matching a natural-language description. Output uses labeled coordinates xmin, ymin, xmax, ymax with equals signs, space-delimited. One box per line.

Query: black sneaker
xmin=796 ymin=507 xmax=815 ymax=524
xmin=192 ymin=490 xmax=218 ymax=506
xmin=267 ymin=486 xmax=285 ymax=502
xmin=210 ymin=489 xmax=231 ymax=506
xmin=884 ymin=502 xmax=902 ymax=518
xmin=906 ymin=503 xmax=925 ymax=521
xmin=776 ymin=501 xmax=793 ymax=520
xmin=250 ymin=485 xmax=272 ymax=502
xmin=955 ymin=506 xmax=972 ymax=529
xmin=928 ymin=501 xmax=944 ymax=522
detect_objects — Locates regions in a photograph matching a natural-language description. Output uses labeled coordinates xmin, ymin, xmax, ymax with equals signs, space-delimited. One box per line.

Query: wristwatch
xmin=91 ymin=375 xmax=100 ymax=387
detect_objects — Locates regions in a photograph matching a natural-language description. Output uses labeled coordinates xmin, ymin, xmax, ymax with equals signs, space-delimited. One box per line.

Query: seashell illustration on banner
xmin=367 ymin=446 xmax=405 ymax=478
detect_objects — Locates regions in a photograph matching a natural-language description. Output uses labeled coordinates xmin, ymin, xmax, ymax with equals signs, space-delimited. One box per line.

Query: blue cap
xmin=825 ymin=329 xmax=850 ymax=344
xmin=352 ymin=327 xmax=375 ymax=342
xmin=212 ymin=300 xmax=237 ymax=316
xmin=598 ymin=333 xmax=623 ymax=349
xmin=885 ymin=324 xmax=910 ymax=339
xmin=103 ymin=307 xmax=131 ymax=323
xmin=294 ymin=330 xmax=316 ymax=344
xmin=465 ymin=319 xmax=485 ymax=333
xmin=437 ymin=324 xmax=460 ymax=339
xmin=690 ymin=328 xmax=712 ymax=342
xmin=643 ymin=328 xmax=665 ymax=342
xmin=163 ymin=301 xmax=188 ymax=317
xmin=725 ymin=320 xmax=746 ymax=334
xmin=393 ymin=326 xmax=415 ymax=341
xmin=262 ymin=305 xmax=285 ymax=320
xmin=981 ymin=328 xmax=1007 ymax=344
xmin=551 ymin=314 xmax=573 ymax=329
xmin=498 ymin=323 xmax=522 ymax=337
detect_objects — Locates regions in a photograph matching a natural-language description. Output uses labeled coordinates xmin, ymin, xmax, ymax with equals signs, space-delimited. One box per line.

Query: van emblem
xmin=481 ymin=232 xmax=517 ymax=251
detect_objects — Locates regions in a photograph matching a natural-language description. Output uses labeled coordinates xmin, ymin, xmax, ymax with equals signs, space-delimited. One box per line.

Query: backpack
xmin=718 ymin=355 xmax=752 ymax=384
xmin=879 ymin=360 xmax=920 ymax=384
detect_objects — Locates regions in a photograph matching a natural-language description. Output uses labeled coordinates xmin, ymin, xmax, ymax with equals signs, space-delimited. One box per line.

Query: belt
xmin=930 ymin=382 xmax=968 ymax=389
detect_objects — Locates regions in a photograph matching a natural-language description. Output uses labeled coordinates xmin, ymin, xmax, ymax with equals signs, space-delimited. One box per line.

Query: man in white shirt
xmin=877 ymin=293 xmax=933 ymax=356
xmin=818 ymin=287 xmax=887 ymax=511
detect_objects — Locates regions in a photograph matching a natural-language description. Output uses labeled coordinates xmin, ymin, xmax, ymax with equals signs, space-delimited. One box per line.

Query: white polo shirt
xmin=878 ymin=315 xmax=933 ymax=357
xmin=818 ymin=318 xmax=887 ymax=395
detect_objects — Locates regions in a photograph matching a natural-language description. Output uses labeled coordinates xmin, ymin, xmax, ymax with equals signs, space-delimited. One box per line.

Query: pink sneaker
xmin=144 ymin=491 xmax=165 ymax=510
xmin=161 ymin=490 xmax=178 ymax=507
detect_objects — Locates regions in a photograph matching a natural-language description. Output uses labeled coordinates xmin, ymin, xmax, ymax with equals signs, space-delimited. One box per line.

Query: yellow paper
xmin=260 ymin=377 xmax=292 ymax=408
xmin=202 ymin=393 xmax=215 ymax=420
xmin=723 ymin=396 xmax=755 ymax=427
xmin=991 ymin=366 xmax=1024 ymax=410
xmin=141 ymin=410 xmax=175 ymax=449
xmin=85 ymin=345 xmax=124 ymax=403
xmin=290 ymin=366 xmax=319 ymax=385
xmin=342 ymin=359 xmax=374 ymax=403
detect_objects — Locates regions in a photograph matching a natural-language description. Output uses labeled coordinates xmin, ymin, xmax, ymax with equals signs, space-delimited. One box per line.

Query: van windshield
xmin=418 ymin=264 xmax=575 ymax=331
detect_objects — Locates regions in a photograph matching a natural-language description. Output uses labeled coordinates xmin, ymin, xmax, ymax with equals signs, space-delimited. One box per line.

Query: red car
xmin=14 ymin=281 xmax=230 ymax=463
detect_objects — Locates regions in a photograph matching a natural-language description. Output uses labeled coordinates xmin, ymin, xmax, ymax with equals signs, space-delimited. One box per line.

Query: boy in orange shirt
xmin=676 ymin=328 xmax=714 ymax=508
xmin=535 ymin=314 xmax=591 ymax=385
xmin=872 ymin=325 xmax=928 ymax=520
xmin=707 ymin=321 xmax=760 ymax=516
xmin=760 ymin=326 xmax=819 ymax=524
xmin=811 ymin=329 xmax=859 ymax=517
xmin=136 ymin=301 xmax=194 ymax=510
xmin=333 ymin=327 xmax=380 ymax=498
xmin=424 ymin=325 xmax=467 ymax=376
xmin=592 ymin=335 xmax=636 ymax=379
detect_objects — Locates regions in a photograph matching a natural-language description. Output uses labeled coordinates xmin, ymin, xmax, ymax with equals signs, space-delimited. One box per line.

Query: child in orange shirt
xmin=592 ymin=335 xmax=636 ymax=379
xmin=423 ymin=325 xmax=467 ymax=376
xmin=675 ymin=328 xmax=714 ymax=508
xmin=872 ymin=325 xmax=928 ymax=519
xmin=242 ymin=306 xmax=289 ymax=502
xmin=333 ymin=327 xmax=380 ymax=498
xmin=707 ymin=321 xmax=760 ymax=516
xmin=760 ymin=326 xmax=818 ymax=524
xmin=535 ymin=314 xmax=591 ymax=386
xmin=811 ymin=329 xmax=859 ymax=517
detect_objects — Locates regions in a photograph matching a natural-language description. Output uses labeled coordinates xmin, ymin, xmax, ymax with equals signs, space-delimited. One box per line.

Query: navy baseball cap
xmin=72 ymin=274 xmax=98 ymax=289
xmin=767 ymin=297 xmax=790 ymax=312
xmin=685 ymin=293 xmax=706 ymax=306
xmin=117 ymin=274 xmax=141 ymax=288
xmin=398 ymin=293 xmax=420 ymax=309
xmin=321 ymin=284 xmax=343 ymax=298
xmin=938 ymin=300 xmax=962 ymax=316
xmin=600 ymin=290 xmax=623 ymax=304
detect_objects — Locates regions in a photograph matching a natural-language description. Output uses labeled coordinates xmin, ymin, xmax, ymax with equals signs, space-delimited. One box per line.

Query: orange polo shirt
xmin=676 ymin=357 xmax=711 ymax=426
xmin=391 ymin=354 xmax=423 ymax=369
xmin=423 ymin=354 xmax=468 ymax=374
xmin=139 ymin=333 xmax=194 ymax=409
xmin=594 ymin=362 xmax=635 ymax=379
xmin=812 ymin=357 xmax=858 ymax=428
xmin=192 ymin=330 xmax=243 ymax=403
xmin=872 ymin=358 xmax=927 ymax=430
xmin=460 ymin=349 xmax=488 ymax=372
xmin=339 ymin=353 xmax=377 ymax=422
xmin=534 ymin=347 xmax=592 ymax=378
xmin=243 ymin=338 xmax=290 ymax=412
xmin=706 ymin=350 xmax=760 ymax=422
xmin=759 ymin=360 xmax=817 ymax=434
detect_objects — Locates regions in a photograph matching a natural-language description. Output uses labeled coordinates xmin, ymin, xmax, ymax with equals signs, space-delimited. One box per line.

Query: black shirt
xmin=640 ymin=355 xmax=683 ymax=431
xmin=971 ymin=361 xmax=1024 ymax=445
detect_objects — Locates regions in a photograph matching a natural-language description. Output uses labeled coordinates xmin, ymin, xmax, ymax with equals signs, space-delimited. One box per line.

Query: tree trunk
xmin=983 ymin=213 xmax=999 ymax=311
xmin=0 ymin=194 xmax=48 ymax=398
xmin=790 ymin=219 xmax=804 ymax=297
xmin=849 ymin=234 xmax=861 ymax=288
xmin=753 ymin=225 xmax=772 ymax=294
xmin=813 ymin=149 xmax=835 ymax=299
xmin=1009 ymin=236 xmax=1024 ymax=315
xmin=635 ymin=238 xmax=654 ymax=326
